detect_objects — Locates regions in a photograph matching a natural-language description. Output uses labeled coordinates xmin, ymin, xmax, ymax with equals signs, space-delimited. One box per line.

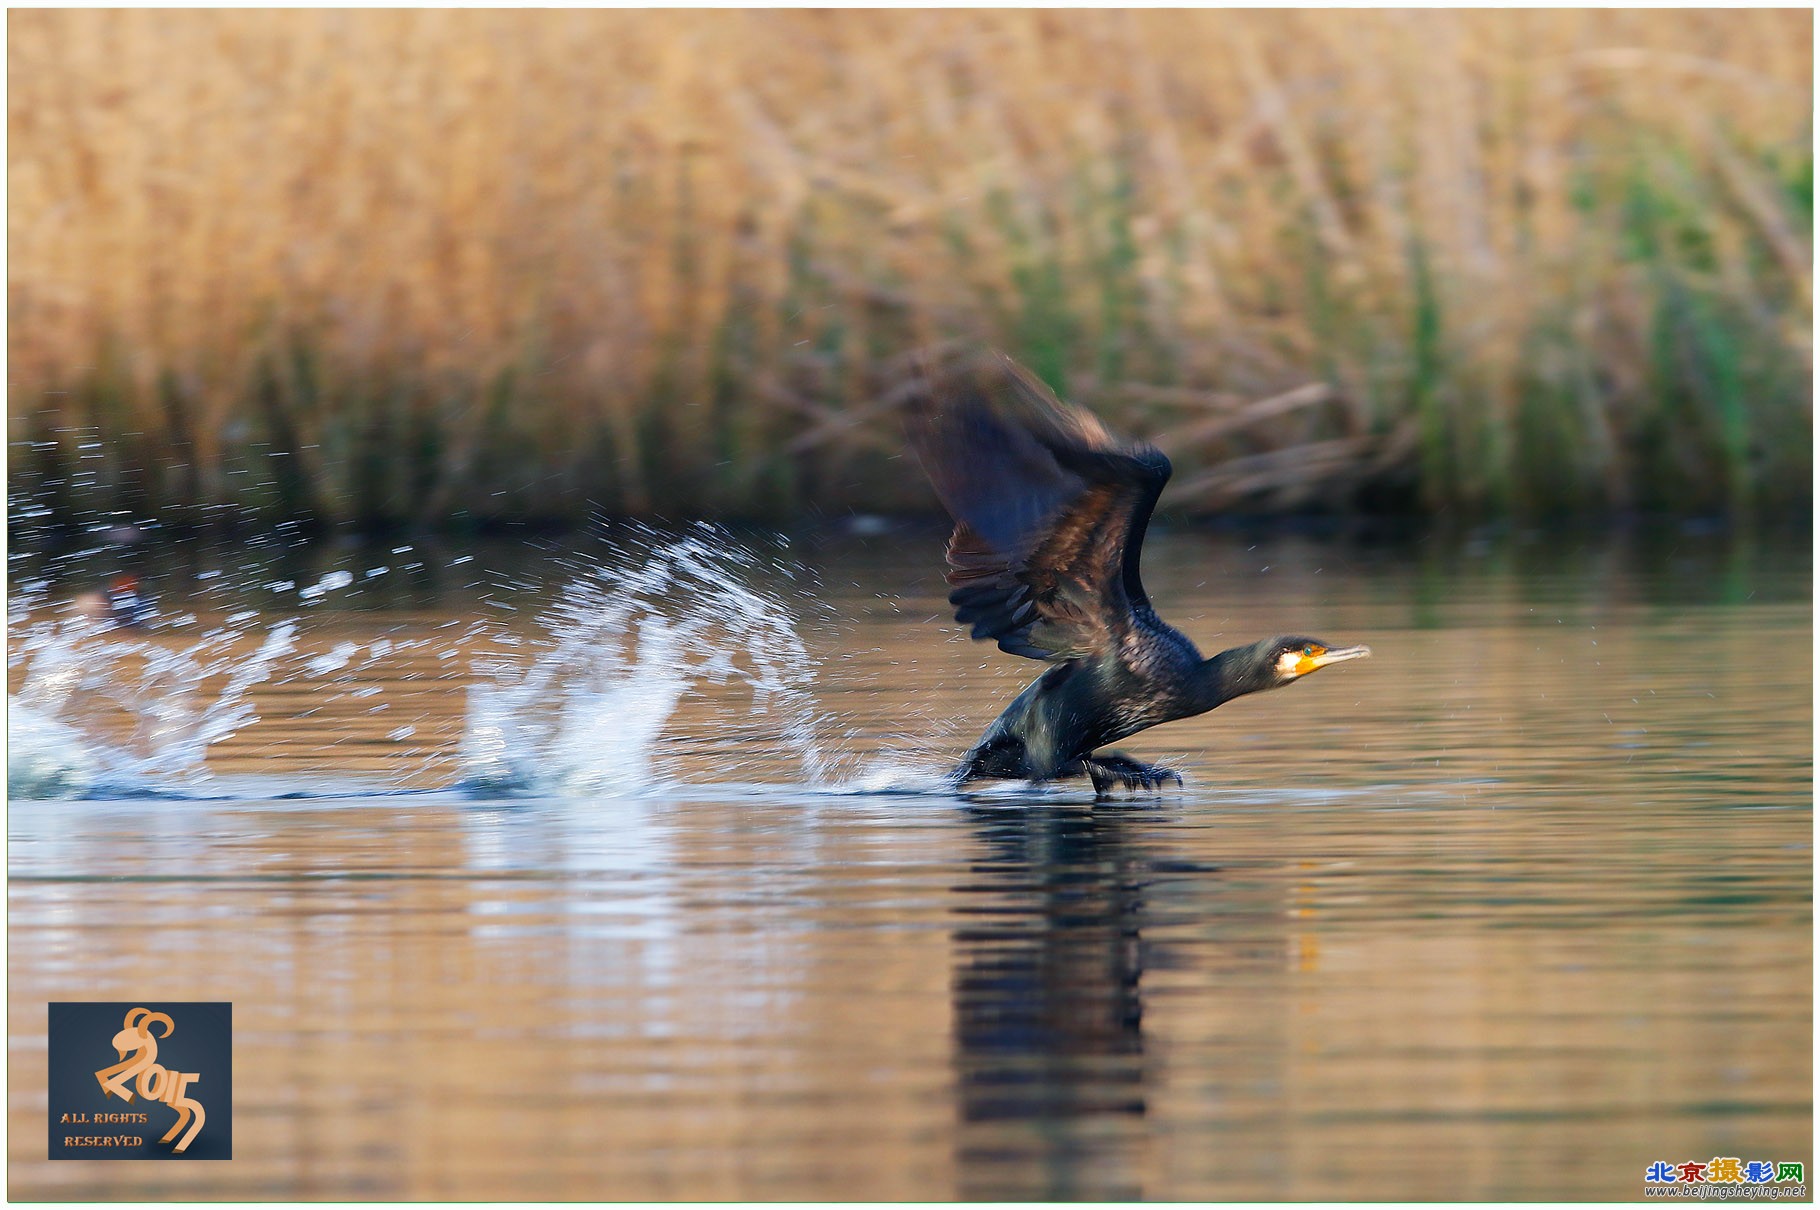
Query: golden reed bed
xmin=8 ymin=10 xmax=1811 ymax=526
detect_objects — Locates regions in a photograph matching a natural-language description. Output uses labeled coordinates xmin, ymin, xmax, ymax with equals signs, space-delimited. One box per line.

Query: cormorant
xmin=908 ymin=351 xmax=1370 ymax=794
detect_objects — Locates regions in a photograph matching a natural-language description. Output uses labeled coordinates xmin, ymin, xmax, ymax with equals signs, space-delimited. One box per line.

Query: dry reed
xmin=8 ymin=9 xmax=1812 ymax=530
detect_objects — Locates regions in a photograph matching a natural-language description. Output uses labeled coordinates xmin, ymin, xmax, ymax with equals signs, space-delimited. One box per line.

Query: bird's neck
xmin=1193 ymin=642 xmax=1272 ymax=712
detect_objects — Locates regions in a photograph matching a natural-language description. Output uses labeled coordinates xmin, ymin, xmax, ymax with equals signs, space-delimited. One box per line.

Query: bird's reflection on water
xmin=950 ymin=804 xmax=1163 ymax=1200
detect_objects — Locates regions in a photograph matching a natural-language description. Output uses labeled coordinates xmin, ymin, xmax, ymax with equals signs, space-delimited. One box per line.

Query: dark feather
xmin=906 ymin=350 xmax=1172 ymax=662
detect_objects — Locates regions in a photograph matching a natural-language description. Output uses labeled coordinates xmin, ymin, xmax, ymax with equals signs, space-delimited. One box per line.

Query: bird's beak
xmin=1296 ymin=644 xmax=1371 ymax=675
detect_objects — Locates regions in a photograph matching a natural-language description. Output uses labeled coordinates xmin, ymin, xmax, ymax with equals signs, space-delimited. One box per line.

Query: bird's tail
xmin=948 ymin=752 xmax=983 ymax=788
xmin=950 ymin=734 xmax=1028 ymax=786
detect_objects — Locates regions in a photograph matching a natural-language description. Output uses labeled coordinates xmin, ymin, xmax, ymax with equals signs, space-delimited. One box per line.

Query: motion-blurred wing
xmin=906 ymin=350 xmax=1171 ymax=661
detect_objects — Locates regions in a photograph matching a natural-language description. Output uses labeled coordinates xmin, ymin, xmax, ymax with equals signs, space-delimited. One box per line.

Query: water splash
xmin=7 ymin=528 xmax=936 ymax=801
xmin=457 ymin=528 xmax=828 ymax=796
xmin=7 ymin=595 xmax=298 ymax=798
xmin=8 ymin=697 xmax=101 ymax=799
xmin=830 ymin=754 xmax=959 ymax=796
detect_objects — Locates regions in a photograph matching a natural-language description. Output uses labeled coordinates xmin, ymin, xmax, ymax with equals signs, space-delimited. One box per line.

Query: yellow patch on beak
xmin=1277 ymin=644 xmax=1370 ymax=680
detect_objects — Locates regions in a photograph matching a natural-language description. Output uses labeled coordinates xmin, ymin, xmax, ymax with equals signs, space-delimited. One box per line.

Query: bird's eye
xmin=1302 ymin=646 xmax=1313 ymax=657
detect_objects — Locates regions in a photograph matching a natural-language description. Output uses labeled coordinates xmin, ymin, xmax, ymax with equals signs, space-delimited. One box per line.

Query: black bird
xmin=908 ymin=351 xmax=1370 ymax=794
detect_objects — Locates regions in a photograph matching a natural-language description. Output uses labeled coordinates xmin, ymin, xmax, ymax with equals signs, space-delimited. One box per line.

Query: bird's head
xmin=1213 ymin=635 xmax=1372 ymax=700
xmin=1267 ymin=636 xmax=1372 ymax=685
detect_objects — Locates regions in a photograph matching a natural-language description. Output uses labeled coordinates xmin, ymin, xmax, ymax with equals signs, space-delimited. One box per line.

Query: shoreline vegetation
xmin=8 ymin=10 xmax=1812 ymax=533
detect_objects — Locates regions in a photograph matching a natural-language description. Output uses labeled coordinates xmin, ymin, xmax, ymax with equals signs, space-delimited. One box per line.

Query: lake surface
xmin=8 ymin=526 xmax=1811 ymax=1199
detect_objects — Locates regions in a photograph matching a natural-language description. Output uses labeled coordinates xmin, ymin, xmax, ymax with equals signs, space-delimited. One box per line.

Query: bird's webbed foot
xmin=1083 ymin=751 xmax=1184 ymax=795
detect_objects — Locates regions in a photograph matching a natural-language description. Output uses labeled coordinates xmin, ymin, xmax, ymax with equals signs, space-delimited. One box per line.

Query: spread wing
xmin=906 ymin=350 xmax=1172 ymax=661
